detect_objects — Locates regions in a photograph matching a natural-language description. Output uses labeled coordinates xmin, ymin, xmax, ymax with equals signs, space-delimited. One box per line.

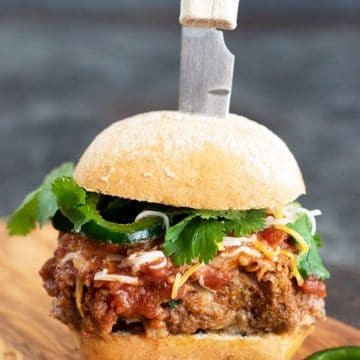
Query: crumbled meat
xmin=39 ymin=232 xmax=325 ymax=338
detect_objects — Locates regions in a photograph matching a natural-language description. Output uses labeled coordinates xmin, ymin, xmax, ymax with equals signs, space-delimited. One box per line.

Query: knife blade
xmin=178 ymin=24 xmax=235 ymax=118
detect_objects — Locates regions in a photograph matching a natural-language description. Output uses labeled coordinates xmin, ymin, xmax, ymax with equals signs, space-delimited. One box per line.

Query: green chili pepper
xmin=53 ymin=207 xmax=164 ymax=244
xmin=305 ymin=346 xmax=360 ymax=360
xmin=81 ymin=213 xmax=164 ymax=244
xmin=52 ymin=179 xmax=165 ymax=244
xmin=85 ymin=194 xmax=164 ymax=244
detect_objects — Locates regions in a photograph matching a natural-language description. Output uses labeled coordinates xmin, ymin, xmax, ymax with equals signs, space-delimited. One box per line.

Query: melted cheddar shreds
xmin=171 ymin=273 xmax=182 ymax=299
xmin=171 ymin=263 xmax=204 ymax=299
xmin=282 ymin=204 xmax=322 ymax=236
xmin=253 ymin=240 xmax=281 ymax=260
xmin=75 ymin=278 xmax=85 ymax=318
xmin=179 ymin=263 xmax=204 ymax=287
xmin=282 ymin=251 xmax=304 ymax=286
xmin=274 ymin=225 xmax=309 ymax=256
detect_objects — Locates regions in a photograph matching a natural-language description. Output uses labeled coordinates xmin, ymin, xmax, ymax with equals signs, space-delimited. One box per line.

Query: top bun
xmin=74 ymin=111 xmax=305 ymax=210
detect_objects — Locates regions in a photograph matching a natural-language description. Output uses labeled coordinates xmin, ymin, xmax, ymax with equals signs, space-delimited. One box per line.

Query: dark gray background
xmin=0 ymin=0 xmax=360 ymax=12
xmin=0 ymin=1 xmax=359 ymax=326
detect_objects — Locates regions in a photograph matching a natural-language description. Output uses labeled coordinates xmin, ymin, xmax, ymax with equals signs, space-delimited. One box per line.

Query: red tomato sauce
xmin=257 ymin=227 xmax=289 ymax=247
xmin=300 ymin=275 xmax=327 ymax=298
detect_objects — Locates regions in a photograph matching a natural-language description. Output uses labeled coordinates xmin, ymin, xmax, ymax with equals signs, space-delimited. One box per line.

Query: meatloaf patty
xmin=40 ymin=232 xmax=325 ymax=338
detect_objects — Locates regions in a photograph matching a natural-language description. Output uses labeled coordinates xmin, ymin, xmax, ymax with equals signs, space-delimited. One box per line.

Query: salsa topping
xmin=300 ymin=275 xmax=327 ymax=298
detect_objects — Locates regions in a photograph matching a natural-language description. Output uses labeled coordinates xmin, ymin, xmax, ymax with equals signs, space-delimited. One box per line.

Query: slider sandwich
xmin=8 ymin=111 xmax=329 ymax=360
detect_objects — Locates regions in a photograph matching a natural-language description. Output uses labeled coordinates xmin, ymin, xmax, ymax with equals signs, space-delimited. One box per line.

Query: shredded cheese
xmin=94 ymin=269 xmax=139 ymax=286
xmin=59 ymin=252 xmax=78 ymax=266
xmin=221 ymin=236 xmax=255 ymax=248
xmin=171 ymin=273 xmax=182 ymax=299
xmin=253 ymin=240 xmax=281 ymax=260
xmin=59 ymin=251 xmax=89 ymax=273
xmin=171 ymin=263 xmax=204 ymax=299
xmin=72 ymin=253 xmax=88 ymax=272
xmin=282 ymin=204 xmax=322 ymax=236
xmin=274 ymin=225 xmax=309 ymax=256
xmin=179 ymin=263 xmax=204 ymax=287
xmin=221 ymin=245 xmax=261 ymax=259
xmin=135 ymin=210 xmax=170 ymax=230
xmin=267 ymin=205 xmax=322 ymax=236
xmin=149 ymin=257 xmax=167 ymax=270
xmin=306 ymin=209 xmax=321 ymax=235
xmin=282 ymin=251 xmax=304 ymax=286
xmin=118 ymin=251 xmax=166 ymax=274
xmin=75 ymin=278 xmax=84 ymax=318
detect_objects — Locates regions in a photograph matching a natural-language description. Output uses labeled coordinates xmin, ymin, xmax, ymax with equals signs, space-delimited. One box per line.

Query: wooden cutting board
xmin=0 ymin=223 xmax=359 ymax=359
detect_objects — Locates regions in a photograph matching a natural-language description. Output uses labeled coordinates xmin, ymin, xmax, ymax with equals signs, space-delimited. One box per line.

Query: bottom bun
xmin=75 ymin=326 xmax=314 ymax=360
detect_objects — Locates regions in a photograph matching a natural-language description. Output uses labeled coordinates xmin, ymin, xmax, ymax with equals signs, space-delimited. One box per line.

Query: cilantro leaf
xmin=287 ymin=215 xmax=330 ymax=281
xmin=191 ymin=218 xmax=225 ymax=264
xmin=224 ymin=209 xmax=266 ymax=236
xmin=51 ymin=177 xmax=90 ymax=231
xmin=167 ymin=299 xmax=180 ymax=309
xmin=6 ymin=162 xmax=74 ymax=236
xmin=163 ymin=214 xmax=197 ymax=265
xmin=38 ymin=162 xmax=74 ymax=226
xmin=7 ymin=189 xmax=41 ymax=235
xmin=163 ymin=209 xmax=266 ymax=265
xmin=313 ymin=233 xmax=324 ymax=248
xmin=163 ymin=214 xmax=226 ymax=265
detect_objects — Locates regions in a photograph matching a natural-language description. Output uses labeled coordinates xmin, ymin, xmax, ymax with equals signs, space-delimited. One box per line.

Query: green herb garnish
xmin=7 ymin=162 xmax=74 ymax=235
xmin=167 ymin=299 xmax=180 ymax=309
xmin=163 ymin=210 xmax=266 ymax=265
xmin=51 ymin=177 xmax=164 ymax=244
xmin=287 ymin=215 xmax=330 ymax=281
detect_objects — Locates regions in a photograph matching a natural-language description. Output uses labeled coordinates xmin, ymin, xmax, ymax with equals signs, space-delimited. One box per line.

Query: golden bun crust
xmin=76 ymin=325 xmax=313 ymax=360
xmin=74 ymin=111 xmax=305 ymax=210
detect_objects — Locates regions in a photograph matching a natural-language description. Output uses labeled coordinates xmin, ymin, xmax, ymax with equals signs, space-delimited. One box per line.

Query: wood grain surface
xmin=0 ymin=223 xmax=359 ymax=360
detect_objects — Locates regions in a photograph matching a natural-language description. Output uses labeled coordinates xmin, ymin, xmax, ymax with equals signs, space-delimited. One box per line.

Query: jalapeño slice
xmin=54 ymin=192 xmax=165 ymax=244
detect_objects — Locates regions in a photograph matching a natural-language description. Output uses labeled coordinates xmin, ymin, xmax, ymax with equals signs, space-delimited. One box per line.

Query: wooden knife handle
xmin=179 ymin=0 xmax=240 ymax=30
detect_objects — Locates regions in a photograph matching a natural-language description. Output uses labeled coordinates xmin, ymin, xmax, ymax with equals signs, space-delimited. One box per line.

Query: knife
xmin=178 ymin=0 xmax=240 ymax=118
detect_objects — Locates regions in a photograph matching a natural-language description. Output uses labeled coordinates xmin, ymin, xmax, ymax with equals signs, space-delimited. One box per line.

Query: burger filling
xmin=8 ymin=163 xmax=329 ymax=338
